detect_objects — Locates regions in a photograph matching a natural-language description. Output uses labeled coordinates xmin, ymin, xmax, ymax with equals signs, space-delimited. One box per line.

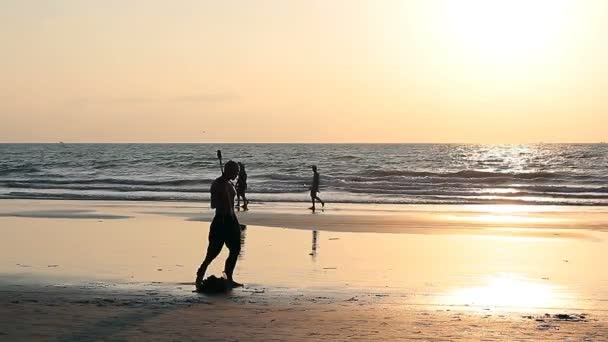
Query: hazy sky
xmin=1 ymin=0 xmax=607 ymax=143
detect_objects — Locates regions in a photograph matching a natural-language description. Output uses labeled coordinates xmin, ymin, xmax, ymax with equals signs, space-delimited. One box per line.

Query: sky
xmin=1 ymin=0 xmax=607 ymax=143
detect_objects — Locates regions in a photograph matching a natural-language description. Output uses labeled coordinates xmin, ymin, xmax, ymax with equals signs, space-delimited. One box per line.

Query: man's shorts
xmin=209 ymin=214 xmax=241 ymax=251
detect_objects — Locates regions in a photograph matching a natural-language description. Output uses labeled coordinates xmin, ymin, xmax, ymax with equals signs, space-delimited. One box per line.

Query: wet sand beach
xmin=1 ymin=199 xmax=607 ymax=340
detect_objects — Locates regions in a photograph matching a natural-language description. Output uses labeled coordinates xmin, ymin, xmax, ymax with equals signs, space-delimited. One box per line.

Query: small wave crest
xmin=2 ymin=190 xmax=607 ymax=206
xmin=0 ymin=165 xmax=41 ymax=176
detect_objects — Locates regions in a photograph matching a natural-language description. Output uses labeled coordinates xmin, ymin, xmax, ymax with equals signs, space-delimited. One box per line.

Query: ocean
xmin=1 ymin=143 xmax=607 ymax=206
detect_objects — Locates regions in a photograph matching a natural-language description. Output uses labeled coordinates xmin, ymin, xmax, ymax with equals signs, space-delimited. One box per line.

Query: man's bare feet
xmin=194 ymin=275 xmax=204 ymax=292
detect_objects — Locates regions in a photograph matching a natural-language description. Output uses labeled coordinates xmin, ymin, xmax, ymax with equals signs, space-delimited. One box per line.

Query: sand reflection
xmin=443 ymin=274 xmax=564 ymax=310
xmin=440 ymin=204 xmax=572 ymax=231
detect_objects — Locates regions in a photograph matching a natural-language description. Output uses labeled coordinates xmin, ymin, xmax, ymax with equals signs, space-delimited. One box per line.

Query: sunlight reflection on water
xmin=442 ymin=274 xmax=566 ymax=311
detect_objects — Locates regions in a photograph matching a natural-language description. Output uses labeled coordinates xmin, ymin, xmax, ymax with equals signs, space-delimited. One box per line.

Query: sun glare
xmin=439 ymin=0 xmax=574 ymax=64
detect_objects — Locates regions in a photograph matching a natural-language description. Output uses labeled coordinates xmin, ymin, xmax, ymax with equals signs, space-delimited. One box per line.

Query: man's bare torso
xmin=210 ymin=176 xmax=236 ymax=216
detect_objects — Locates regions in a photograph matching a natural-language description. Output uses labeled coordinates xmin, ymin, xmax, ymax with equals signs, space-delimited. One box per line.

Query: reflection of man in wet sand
xmin=309 ymin=165 xmax=325 ymax=211
xmin=195 ymin=161 xmax=243 ymax=290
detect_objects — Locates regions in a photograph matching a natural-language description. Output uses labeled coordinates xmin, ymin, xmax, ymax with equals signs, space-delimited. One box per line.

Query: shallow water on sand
xmin=1 ymin=200 xmax=607 ymax=313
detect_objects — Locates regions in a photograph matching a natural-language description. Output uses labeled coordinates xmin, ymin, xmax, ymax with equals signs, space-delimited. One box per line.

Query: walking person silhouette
xmin=195 ymin=160 xmax=243 ymax=290
xmin=309 ymin=165 xmax=325 ymax=211
xmin=236 ymin=162 xmax=249 ymax=210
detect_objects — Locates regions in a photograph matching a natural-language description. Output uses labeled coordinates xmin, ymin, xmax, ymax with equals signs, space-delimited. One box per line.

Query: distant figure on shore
xmin=236 ymin=162 xmax=249 ymax=210
xmin=309 ymin=165 xmax=325 ymax=211
xmin=195 ymin=160 xmax=243 ymax=290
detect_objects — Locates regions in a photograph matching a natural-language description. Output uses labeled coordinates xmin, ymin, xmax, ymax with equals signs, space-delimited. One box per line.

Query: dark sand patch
xmin=0 ymin=284 xmax=604 ymax=341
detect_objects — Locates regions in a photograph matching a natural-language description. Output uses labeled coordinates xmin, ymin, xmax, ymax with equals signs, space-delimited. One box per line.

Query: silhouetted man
xmin=309 ymin=165 xmax=325 ymax=211
xmin=196 ymin=160 xmax=243 ymax=290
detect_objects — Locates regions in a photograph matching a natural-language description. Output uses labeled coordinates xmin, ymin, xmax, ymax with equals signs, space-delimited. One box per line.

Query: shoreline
xmin=1 ymin=198 xmax=607 ymax=234
xmin=3 ymin=195 xmax=608 ymax=207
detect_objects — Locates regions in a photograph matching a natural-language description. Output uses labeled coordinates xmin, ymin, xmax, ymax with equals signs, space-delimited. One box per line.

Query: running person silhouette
xmin=309 ymin=165 xmax=325 ymax=211
xmin=195 ymin=160 xmax=243 ymax=290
